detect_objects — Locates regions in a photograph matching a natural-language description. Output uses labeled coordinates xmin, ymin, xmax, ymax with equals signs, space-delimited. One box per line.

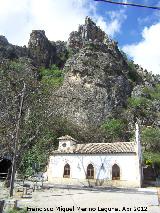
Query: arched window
xmin=112 ymin=164 xmax=120 ymax=180
xmin=63 ymin=164 xmax=70 ymax=178
xmin=87 ymin=164 xmax=94 ymax=179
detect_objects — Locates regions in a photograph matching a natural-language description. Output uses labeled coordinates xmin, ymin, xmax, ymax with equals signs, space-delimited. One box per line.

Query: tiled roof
xmin=53 ymin=142 xmax=136 ymax=154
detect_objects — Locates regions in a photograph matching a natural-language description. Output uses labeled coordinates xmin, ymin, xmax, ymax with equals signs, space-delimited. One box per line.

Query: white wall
xmin=47 ymin=153 xmax=141 ymax=187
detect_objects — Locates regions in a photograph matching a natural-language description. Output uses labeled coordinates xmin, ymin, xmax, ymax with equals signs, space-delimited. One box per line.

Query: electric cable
xmin=94 ymin=0 xmax=160 ymax=10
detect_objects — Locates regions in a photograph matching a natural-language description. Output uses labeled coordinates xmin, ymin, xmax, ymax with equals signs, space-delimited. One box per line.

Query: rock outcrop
xmin=28 ymin=30 xmax=56 ymax=68
xmin=51 ymin=40 xmax=68 ymax=68
xmin=0 ymin=35 xmax=28 ymax=61
xmin=0 ymin=31 xmax=68 ymax=68
xmin=52 ymin=17 xmax=132 ymax=127
xmin=68 ymin=17 xmax=105 ymax=53
xmin=1 ymin=16 xmax=159 ymax=130
xmin=28 ymin=30 xmax=68 ymax=68
xmin=68 ymin=17 xmax=119 ymax=56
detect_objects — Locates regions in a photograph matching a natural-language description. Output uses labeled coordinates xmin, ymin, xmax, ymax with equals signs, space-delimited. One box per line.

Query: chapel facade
xmin=46 ymin=124 xmax=143 ymax=188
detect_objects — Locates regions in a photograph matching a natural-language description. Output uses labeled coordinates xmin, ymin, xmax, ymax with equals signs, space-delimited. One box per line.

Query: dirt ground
xmin=1 ymin=182 xmax=160 ymax=213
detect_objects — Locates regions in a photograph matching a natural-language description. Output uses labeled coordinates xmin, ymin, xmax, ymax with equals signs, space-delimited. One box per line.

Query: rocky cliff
xmin=0 ymin=35 xmax=28 ymax=60
xmin=0 ymin=30 xmax=68 ymax=68
xmin=0 ymin=16 xmax=159 ymax=133
xmin=1 ymin=17 xmax=160 ymax=173
xmin=28 ymin=30 xmax=68 ymax=68
xmin=52 ymin=17 xmax=134 ymax=127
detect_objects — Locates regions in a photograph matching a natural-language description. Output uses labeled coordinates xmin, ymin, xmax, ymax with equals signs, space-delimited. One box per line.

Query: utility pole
xmin=9 ymin=82 xmax=26 ymax=197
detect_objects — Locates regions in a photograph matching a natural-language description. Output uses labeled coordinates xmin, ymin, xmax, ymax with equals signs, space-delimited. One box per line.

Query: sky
xmin=0 ymin=0 xmax=160 ymax=75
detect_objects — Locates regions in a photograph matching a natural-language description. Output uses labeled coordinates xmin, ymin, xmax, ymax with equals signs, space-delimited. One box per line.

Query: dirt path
xmin=1 ymin=182 xmax=160 ymax=213
xmin=16 ymin=187 xmax=160 ymax=213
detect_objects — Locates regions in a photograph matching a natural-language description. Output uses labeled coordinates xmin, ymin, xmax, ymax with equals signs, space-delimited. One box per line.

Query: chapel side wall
xmin=47 ymin=153 xmax=141 ymax=187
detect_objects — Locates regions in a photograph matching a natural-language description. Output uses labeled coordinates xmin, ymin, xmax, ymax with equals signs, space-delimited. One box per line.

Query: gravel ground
xmin=0 ymin=181 xmax=9 ymax=199
xmin=1 ymin=182 xmax=160 ymax=213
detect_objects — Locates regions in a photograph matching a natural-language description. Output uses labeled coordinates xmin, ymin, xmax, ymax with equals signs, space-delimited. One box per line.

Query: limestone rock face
xmin=0 ymin=36 xmax=28 ymax=60
xmin=53 ymin=19 xmax=132 ymax=127
xmin=28 ymin=31 xmax=68 ymax=68
xmin=68 ymin=17 xmax=120 ymax=56
xmin=51 ymin=40 xmax=68 ymax=68
xmin=0 ymin=31 xmax=68 ymax=68
xmin=0 ymin=36 xmax=9 ymax=46
xmin=68 ymin=17 xmax=105 ymax=53
xmin=131 ymin=64 xmax=160 ymax=99
xmin=28 ymin=30 xmax=56 ymax=67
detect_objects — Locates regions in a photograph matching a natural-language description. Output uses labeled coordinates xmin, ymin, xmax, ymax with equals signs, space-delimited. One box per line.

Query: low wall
xmin=48 ymin=177 xmax=141 ymax=188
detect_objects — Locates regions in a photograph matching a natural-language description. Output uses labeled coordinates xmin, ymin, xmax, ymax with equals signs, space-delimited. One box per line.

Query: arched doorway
xmin=112 ymin=164 xmax=120 ymax=180
xmin=87 ymin=164 xmax=94 ymax=179
xmin=0 ymin=159 xmax=12 ymax=179
xmin=63 ymin=163 xmax=70 ymax=178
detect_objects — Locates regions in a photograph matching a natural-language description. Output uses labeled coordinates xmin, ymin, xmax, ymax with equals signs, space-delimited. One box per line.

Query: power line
xmin=94 ymin=0 xmax=160 ymax=10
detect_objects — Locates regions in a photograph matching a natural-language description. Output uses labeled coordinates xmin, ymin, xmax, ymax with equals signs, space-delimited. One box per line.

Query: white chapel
xmin=46 ymin=123 xmax=143 ymax=188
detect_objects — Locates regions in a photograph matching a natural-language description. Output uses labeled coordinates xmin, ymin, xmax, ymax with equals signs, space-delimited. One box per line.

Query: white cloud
xmin=95 ymin=10 xmax=127 ymax=37
xmin=0 ymin=0 xmax=127 ymax=46
xmin=123 ymin=23 xmax=160 ymax=75
xmin=0 ymin=0 xmax=95 ymax=45
xmin=96 ymin=16 xmax=120 ymax=37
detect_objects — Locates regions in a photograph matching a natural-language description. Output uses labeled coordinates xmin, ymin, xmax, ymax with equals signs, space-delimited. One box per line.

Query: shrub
xmin=19 ymin=131 xmax=57 ymax=176
xmin=143 ymin=151 xmax=160 ymax=176
xmin=128 ymin=97 xmax=151 ymax=108
xmin=101 ymin=118 xmax=127 ymax=141
xmin=9 ymin=61 xmax=25 ymax=72
xmin=40 ymin=64 xmax=64 ymax=87
xmin=127 ymin=62 xmax=140 ymax=82
xmin=141 ymin=127 xmax=160 ymax=152
xmin=143 ymin=84 xmax=160 ymax=101
xmin=120 ymin=50 xmax=140 ymax=82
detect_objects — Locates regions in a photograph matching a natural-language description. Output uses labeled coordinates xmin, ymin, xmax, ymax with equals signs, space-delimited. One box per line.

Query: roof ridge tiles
xmin=53 ymin=141 xmax=136 ymax=154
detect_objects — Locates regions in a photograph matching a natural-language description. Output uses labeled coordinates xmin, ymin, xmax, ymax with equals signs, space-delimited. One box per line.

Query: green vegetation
xmin=6 ymin=208 xmax=27 ymax=213
xmin=127 ymin=83 xmax=160 ymax=127
xmin=127 ymin=96 xmax=155 ymax=120
xmin=141 ymin=127 xmax=160 ymax=152
xmin=0 ymin=59 xmax=55 ymax=176
xmin=101 ymin=118 xmax=127 ymax=141
xmin=128 ymin=70 xmax=140 ymax=83
xmin=141 ymin=127 xmax=160 ymax=176
xmin=128 ymin=97 xmax=151 ymax=108
xmin=86 ymin=42 xmax=97 ymax=50
xmin=143 ymin=151 xmax=160 ymax=176
xmin=120 ymin=50 xmax=140 ymax=82
xmin=40 ymin=64 xmax=64 ymax=87
xmin=143 ymin=152 xmax=160 ymax=165
xmin=127 ymin=61 xmax=140 ymax=82
xmin=9 ymin=61 xmax=26 ymax=71
xmin=126 ymin=82 xmax=160 ymax=174
xmin=19 ymin=131 xmax=57 ymax=176
xmin=143 ymin=84 xmax=160 ymax=101
xmin=1 ymin=53 xmax=159 ymax=179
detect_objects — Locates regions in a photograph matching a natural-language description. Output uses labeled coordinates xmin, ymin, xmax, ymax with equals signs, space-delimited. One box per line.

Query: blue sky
xmin=0 ymin=0 xmax=160 ymax=74
xmin=95 ymin=0 xmax=159 ymax=45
